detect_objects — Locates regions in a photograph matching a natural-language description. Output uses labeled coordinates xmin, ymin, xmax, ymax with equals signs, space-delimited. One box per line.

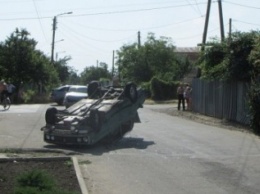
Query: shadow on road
xmin=43 ymin=137 xmax=155 ymax=156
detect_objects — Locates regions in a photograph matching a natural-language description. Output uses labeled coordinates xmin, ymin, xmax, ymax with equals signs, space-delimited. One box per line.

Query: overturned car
xmin=41 ymin=82 xmax=145 ymax=145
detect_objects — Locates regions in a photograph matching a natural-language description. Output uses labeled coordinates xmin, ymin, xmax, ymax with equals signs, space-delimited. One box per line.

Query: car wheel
xmin=124 ymin=82 xmax=137 ymax=103
xmin=88 ymin=81 xmax=100 ymax=98
xmin=45 ymin=107 xmax=57 ymax=125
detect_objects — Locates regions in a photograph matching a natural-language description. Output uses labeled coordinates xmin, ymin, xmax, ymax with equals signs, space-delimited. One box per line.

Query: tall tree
xmin=80 ymin=62 xmax=111 ymax=84
xmin=53 ymin=56 xmax=73 ymax=84
xmin=0 ymin=28 xmax=59 ymax=91
xmin=116 ymin=33 xmax=191 ymax=83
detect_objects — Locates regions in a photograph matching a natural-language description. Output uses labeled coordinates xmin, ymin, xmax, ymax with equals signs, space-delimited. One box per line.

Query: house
xmin=175 ymin=47 xmax=201 ymax=84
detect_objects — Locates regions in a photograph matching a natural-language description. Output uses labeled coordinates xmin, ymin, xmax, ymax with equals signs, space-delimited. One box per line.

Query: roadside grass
xmin=14 ymin=169 xmax=79 ymax=194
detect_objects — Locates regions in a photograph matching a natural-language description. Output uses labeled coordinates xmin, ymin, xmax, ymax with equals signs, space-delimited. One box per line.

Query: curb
xmin=72 ymin=156 xmax=89 ymax=194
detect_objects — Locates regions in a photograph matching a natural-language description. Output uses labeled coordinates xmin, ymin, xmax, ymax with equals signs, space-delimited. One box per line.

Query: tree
xmin=0 ymin=28 xmax=59 ymax=96
xmin=53 ymin=56 xmax=77 ymax=84
xmin=248 ymin=35 xmax=260 ymax=133
xmin=80 ymin=62 xmax=111 ymax=84
xmin=116 ymin=33 xmax=191 ymax=83
xmin=199 ymin=31 xmax=260 ymax=81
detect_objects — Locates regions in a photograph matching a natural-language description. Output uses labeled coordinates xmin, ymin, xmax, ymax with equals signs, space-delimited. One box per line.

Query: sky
xmin=1 ymin=0 xmax=260 ymax=74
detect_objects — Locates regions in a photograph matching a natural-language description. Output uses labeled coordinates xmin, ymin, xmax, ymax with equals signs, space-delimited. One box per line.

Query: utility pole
xmin=229 ymin=18 xmax=232 ymax=43
xmin=51 ymin=16 xmax=57 ymax=63
xmin=201 ymin=0 xmax=211 ymax=50
xmin=51 ymin=12 xmax=72 ymax=64
xmin=201 ymin=0 xmax=225 ymax=49
xmin=138 ymin=31 xmax=141 ymax=48
xmin=112 ymin=50 xmax=115 ymax=78
xmin=218 ymin=0 xmax=225 ymax=42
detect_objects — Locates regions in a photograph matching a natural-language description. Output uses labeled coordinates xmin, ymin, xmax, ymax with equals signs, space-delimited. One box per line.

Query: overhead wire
xmin=64 ymin=15 xmax=204 ymax=32
xmin=173 ymin=23 xmax=224 ymax=41
xmin=186 ymin=0 xmax=203 ymax=16
xmin=70 ymin=2 xmax=208 ymax=17
xmin=223 ymin=1 xmax=260 ymax=9
xmin=194 ymin=0 xmax=203 ymax=16
xmin=57 ymin=25 xmax=115 ymax=54
xmin=233 ymin=19 xmax=260 ymax=27
xmin=32 ymin=0 xmax=47 ymax=42
xmin=59 ymin=21 xmax=136 ymax=43
xmin=0 ymin=1 xmax=208 ymax=21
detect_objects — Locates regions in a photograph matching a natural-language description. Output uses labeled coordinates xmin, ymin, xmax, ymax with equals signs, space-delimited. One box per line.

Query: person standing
xmin=184 ymin=84 xmax=192 ymax=111
xmin=0 ymin=80 xmax=8 ymax=102
xmin=177 ymin=84 xmax=185 ymax=110
xmin=7 ymin=82 xmax=16 ymax=102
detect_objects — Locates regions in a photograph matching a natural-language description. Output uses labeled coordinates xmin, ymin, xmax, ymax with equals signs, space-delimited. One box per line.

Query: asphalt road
xmin=0 ymin=104 xmax=260 ymax=194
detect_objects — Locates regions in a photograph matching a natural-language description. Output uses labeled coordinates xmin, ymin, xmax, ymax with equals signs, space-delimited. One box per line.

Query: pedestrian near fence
xmin=184 ymin=84 xmax=192 ymax=111
xmin=177 ymin=84 xmax=185 ymax=111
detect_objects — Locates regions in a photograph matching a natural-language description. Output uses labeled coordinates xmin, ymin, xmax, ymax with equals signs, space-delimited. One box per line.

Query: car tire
xmin=45 ymin=107 xmax=57 ymax=125
xmin=88 ymin=81 xmax=100 ymax=98
xmin=124 ymin=82 xmax=137 ymax=103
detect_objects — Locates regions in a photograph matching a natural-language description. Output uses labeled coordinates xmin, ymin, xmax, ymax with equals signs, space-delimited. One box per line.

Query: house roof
xmin=175 ymin=47 xmax=200 ymax=62
xmin=175 ymin=47 xmax=200 ymax=53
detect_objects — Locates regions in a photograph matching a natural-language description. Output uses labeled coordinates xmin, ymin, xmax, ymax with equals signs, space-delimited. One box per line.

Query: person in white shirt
xmin=184 ymin=84 xmax=192 ymax=111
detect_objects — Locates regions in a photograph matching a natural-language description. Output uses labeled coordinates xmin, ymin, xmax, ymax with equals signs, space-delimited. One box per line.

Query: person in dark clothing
xmin=0 ymin=80 xmax=8 ymax=102
xmin=177 ymin=84 xmax=185 ymax=111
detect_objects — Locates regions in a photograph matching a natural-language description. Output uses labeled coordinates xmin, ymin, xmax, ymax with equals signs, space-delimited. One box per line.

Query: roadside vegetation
xmin=14 ymin=170 xmax=79 ymax=194
xmin=0 ymin=29 xmax=191 ymax=104
xmin=197 ymin=31 xmax=260 ymax=134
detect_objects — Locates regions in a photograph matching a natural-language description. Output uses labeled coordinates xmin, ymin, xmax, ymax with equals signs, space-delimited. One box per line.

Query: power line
xmin=59 ymin=21 xmax=136 ymax=43
xmin=186 ymin=0 xmax=203 ymax=16
xmin=224 ymin=1 xmax=260 ymax=9
xmin=0 ymin=1 xmax=208 ymax=21
xmin=64 ymin=16 xmax=204 ymax=32
xmin=233 ymin=19 xmax=260 ymax=27
xmin=32 ymin=0 xmax=47 ymax=42
xmin=0 ymin=15 xmax=51 ymax=21
xmin=71 ymin=2 xmax=208 ymax=17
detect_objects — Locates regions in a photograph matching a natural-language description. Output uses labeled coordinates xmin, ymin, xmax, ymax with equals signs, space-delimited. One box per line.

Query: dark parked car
xmin=50 ymin=85 xmax=71 ymax=105
xmin=41 ymin=82 xmax=145 ymax=146
xmin=63 ymin=85 xmax=88 ymax=108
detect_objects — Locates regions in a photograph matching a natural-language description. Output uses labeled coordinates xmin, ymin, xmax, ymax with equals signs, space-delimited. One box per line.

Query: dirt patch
xmin=152 ymin=107 xmax=251 ymax=132
xmin=0 ymin=157 xmax=81 ymax=194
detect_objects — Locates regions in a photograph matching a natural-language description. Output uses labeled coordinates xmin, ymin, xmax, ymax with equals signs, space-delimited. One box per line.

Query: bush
xmin=21 ymin=89 xmax=36 ymax=103
xmin=150 ymin=77 xmax=179 ymax=100
xmin=248 ymin=82 xmax=260 ymax=134
xmin=140 ymin=81 xmax=151 ymax=98
xmin=14 ymin=170 xmax=79 ymax=194
xmin=18 ymin=89 xmax=50 ymax=104
xmin=15 ymin=170 xmax=55 ymax=193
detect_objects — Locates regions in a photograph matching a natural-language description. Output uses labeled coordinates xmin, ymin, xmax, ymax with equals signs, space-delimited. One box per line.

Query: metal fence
xmin=192 ymin=78 xmax=250 ymax=125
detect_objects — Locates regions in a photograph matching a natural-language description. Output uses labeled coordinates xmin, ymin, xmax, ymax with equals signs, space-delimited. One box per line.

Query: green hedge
xmin=150 ymin=77 xmax=179 ymax=101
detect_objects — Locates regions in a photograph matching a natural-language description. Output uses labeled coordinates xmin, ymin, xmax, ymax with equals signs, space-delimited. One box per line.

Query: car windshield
xmin=69 ymin=87 xmax=87 ymax=93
